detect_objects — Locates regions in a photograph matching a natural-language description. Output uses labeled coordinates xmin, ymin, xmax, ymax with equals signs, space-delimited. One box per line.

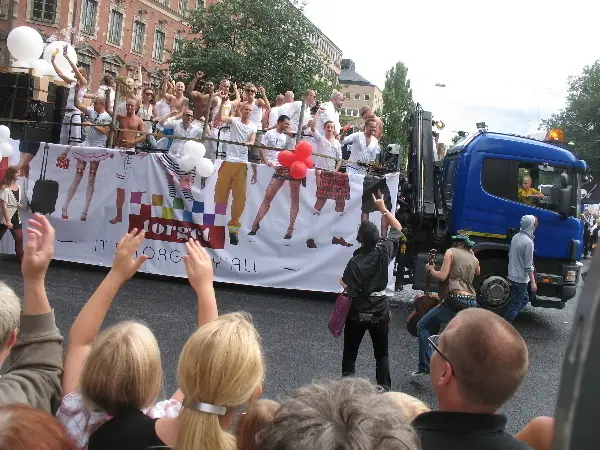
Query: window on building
xmin=173 ymin=35 xmax=183 ymax=52
xmin=354 ymin=93 xmax=360 ymax=100
xmin=80 ymin=0 xmax=97 ymax=34
xmin=31 ymin=0 xmax=56 ymax=22
xmin=132 ymin=21 xmax=145 ymax=54
xmin=197 ymin=0 xmax=205 ymax=6
xmin=178 ymin=0 xmax=188 ymax=15
xmin=364 ymin=94 xmax=370 ymax=101
xmin=107 ymin=10 xmax=123 ymax=45
xmin=152 ymin=29 xmax=165 ymax=62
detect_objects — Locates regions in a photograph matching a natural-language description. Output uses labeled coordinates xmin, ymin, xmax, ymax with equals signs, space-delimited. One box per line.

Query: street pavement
xmin=0 ymin=255 xmax=586 ymax=433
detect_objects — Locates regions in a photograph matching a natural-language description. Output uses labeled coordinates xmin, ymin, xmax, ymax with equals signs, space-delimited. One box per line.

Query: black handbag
xmin=30 ymin=143 xmax=59 ymax=215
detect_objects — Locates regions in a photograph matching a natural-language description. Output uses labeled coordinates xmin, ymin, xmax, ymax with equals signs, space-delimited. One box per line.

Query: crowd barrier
xmin=0 ymin=142 xmax=399 ymax=294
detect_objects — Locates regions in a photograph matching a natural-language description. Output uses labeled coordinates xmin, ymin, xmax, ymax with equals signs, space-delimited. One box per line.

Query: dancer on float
xmin=59 ymin=87 xmax=112 ymax=221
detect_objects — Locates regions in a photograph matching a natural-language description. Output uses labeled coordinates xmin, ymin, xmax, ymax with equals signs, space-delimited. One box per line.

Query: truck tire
xmin=474 ymin=258 xmax=511 ymax=315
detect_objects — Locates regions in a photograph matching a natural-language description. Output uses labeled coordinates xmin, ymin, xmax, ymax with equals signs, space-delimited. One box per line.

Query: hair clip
xmin=183 ymin=398 xmax=226 ymax=416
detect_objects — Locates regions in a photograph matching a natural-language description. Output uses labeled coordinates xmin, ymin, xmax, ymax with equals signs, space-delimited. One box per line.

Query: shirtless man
xmin=114 ymin=99 xmax=146 ymax=148
xmin=162 ymin=72 xmax=189 ymax=113
xmin=359 ymin=105 xmax=384 ymax=140
xmin=186 ymin=71 xmax=218 ymax=122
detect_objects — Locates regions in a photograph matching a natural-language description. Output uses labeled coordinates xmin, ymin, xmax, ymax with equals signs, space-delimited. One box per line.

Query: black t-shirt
xmin=413 ymin=411 xmax=532 ymax=450
xmin=88 ymin=409 xmax=169 ymax=450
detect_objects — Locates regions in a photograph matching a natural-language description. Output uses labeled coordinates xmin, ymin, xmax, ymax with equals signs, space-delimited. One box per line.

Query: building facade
xmin=339 ymin=58 xmax=382 ymax=125
xmin=310 ymin=28 xmax=341 ymax=83
xmin=0 ymin=0 xmax=218 ymax=90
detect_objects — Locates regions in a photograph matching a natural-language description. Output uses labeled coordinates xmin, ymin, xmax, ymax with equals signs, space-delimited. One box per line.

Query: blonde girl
xmin=57 ymin=232 xmax=217 ymax=449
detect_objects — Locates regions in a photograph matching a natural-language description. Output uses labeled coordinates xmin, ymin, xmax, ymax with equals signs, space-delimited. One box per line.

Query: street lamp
xmin=435 ymin=83 xmax=447 ymax=88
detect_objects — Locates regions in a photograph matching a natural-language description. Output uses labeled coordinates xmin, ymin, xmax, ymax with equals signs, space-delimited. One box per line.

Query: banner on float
xmin=0 ymin=143 xmax=399 ymax=294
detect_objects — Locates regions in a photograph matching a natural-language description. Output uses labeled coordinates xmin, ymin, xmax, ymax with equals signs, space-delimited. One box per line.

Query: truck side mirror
xmin=560 ymin=172 xmax=569 ymax=188
xmin=557 ymin=186 xmax=572 ymax=216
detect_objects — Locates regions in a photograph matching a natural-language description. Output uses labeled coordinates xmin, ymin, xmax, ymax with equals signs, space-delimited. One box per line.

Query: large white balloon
xmin=31 ymin=59 xmax=53 ymax=77
xmin=10 ymin=60 xmax=31 ymax=74
xmin=179 ymin=155 xmax=196 ymax=172
xmin=0 ymin=142 xmax=13 ymax=158
xmin=0 ymin=125 xmax=10 ymax=142
xmin=7 ymin=26 xmax=44 ymax=63
xmin=196 ymin=158 xmax=215 ymax=177
xmin=43 ymin=41 xmax=77 ymax=79
xmin=182 ymin=140 xmax=206 ymax=159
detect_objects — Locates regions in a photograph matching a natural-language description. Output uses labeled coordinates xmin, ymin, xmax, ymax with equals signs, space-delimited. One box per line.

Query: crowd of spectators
xmin=0 ymin=212 xmax=557 ymax=450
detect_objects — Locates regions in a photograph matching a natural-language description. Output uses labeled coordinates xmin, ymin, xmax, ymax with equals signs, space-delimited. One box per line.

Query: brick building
xmin=0 ymin=0 xmax=218 ymax=90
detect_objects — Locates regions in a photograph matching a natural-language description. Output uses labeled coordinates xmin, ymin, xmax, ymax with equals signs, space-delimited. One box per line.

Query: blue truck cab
xmin=443 ymin=130 xmax=585 ymax=309
xmin=399 ymin=108 xmax=585 ymax=312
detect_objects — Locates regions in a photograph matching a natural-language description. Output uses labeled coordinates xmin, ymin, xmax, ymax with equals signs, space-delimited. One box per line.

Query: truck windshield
xmin=526 ymin=164 xmax=579 ymax=217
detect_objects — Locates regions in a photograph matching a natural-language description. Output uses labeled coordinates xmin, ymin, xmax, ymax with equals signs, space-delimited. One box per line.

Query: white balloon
xmin=10 ymin=60 xmax=31 ymax=73
xmin=7 ymin=26 xmax=44 ymax=63
xmin=0 ymin=142 xmax=13 ymax=158
xmin=179 ymin=155 xmax=196 ymax=172
xmin=0 ymin=125 xmax=11 ymax=142
xmin=196 ymin=158 xmax=215 ymax=177
xmin=182 ymin=140 xmax=206 ymax=159
xmin=42 ymin=41 xmax=77 ymax=79
xmin=31 ymin=59 xmax=53 ymax=77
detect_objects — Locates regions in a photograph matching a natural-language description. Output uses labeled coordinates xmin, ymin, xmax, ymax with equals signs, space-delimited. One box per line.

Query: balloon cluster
xmin=7 ymin=26 xmax=76 ymax=81
xmin=179 ymin=141 xmax=215 ymax=177
xmin=277 ymin=141 xmax=314 ymax=179
xmin=0 ymin=126 xmax=13 ymax=159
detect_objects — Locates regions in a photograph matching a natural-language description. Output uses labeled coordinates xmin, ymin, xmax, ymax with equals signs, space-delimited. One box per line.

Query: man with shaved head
xmin=359 ymin=105 xmax=383 ymax=140
xmin=280 ymin=89 xmax=316 ymax=148
xmin=266 ymin=94 xmax=285 ymax=129
xmin=413 ymin=308 xmax=531 ymax=450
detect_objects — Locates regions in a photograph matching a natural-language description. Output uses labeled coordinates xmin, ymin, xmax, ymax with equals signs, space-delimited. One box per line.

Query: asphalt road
xmin=0 ymin=254 xmax=584 ymax=433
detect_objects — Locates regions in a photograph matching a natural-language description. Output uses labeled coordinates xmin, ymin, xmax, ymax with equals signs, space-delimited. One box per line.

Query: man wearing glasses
xmin=413 ymin=308 xmax=530 ymax=450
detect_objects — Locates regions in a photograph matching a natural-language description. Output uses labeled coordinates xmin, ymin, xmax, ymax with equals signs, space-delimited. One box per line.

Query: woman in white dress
xmin=52 ymin=47 xmax=88 ymax=146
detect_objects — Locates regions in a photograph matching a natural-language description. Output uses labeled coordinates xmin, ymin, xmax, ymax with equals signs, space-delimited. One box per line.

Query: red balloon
xmin=304 ymin=157 xmax=314 ymax=169
xmin=294 ymin=141 xmax=313 ymax=160
xmin=278 ymin=150 xmax=295 ymax=168
xmin=289 ymin=161 xmax=307 ymax=179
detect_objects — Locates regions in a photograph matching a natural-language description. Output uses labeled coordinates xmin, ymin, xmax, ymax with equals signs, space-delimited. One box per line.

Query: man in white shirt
xmin=214 ymin=94 xmax=258 ymax=245
xmin=267 ymin=94 xmax=285 ymax=129
xmin=306 ymin=119 xmax=352 ymax=249
xmin=280 ymin=90 xmax=316 ymax=148
xmin=345 ymin=118 xmax=392 ymax=238
xmin=73 ymin=94 xmax=112 ymax=148
xmin=247 ymin=115 xmax=301 ymax=240
xmin=159 ymin=109 xmax=204 ymax=156
xmin=316 ymin=91 xmax=344 ymax=136
xmin=359 ymin=106 xmax=384 ymax=140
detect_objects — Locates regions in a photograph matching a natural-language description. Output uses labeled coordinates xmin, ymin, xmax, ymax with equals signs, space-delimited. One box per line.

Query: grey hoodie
xmin=508 ymin=215 xmax=536 ymax=284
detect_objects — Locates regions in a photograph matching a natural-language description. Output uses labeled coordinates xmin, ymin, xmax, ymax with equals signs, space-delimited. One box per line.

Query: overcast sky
xmin=304 ymin=0 xmax=598 ymax=143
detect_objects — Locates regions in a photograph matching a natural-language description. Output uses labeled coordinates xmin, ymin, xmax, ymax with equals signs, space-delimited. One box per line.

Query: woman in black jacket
xmin=340 ymin=192 xmax=403 ymax=391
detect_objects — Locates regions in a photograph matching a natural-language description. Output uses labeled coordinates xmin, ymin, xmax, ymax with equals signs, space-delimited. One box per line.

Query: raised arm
xmin=217 ymin=92 xmax=234 ymax=124
xmin=73 ymin=85 xmax=88 ymax=115
xmin=0 ymin=214 xmax=64 ymax=412
xmin=61 ymin=230 xmax=148 ymax=395
xmin=159 ymin=109 xmax=182 ymax=126
xmin=428 ymin=248 xmax=453 ymax=282
xmin=64 ymin=50 xmax=87 ymax=89
xmin=162 ymin=72 xmax=174 ymax=101
xmin=50 ymin=52 xmax=76 ymax=85
xmin=257 ymin=86 xmax=271 ymax=111
xmin=186 ymin=72 xmax=205 ymax=99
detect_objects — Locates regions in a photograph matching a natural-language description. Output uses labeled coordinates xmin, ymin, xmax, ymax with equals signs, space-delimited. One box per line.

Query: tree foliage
xmin=170 ymin=0 xmax=336 ymax=101
xmin=542 ymin=60 xmax=600 ymax=172
xmin=380 ymin=61 xmax=414 ymax=148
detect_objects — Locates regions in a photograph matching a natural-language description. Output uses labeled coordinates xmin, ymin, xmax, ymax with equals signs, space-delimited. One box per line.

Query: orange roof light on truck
xmin=545 ymin=129 xmax=565 ymax=143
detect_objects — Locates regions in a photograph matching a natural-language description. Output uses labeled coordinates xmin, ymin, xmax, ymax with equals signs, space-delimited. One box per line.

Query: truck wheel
xmin=475 ymin=258 xmax=511 ymax=314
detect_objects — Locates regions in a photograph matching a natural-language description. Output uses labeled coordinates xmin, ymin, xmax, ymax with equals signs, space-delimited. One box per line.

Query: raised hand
xmin=196 ymin=71 xmax=204 ymax=78
xmin=22 ymin=213 xmax=55 ymax=282
xmin=110 ymin=229 xmax=148 ymax=283
xmin=372 ymin=190 xmax=386 ymax=212
xmin=183 ymin=238 xmax=213 ymax=294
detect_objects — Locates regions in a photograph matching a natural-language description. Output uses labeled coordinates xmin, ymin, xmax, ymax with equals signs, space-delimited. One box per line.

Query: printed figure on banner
xmin=248 ymin=115 xmax=304 ymax=242
xmin=109 ymin=150 xmax=150 ymax=225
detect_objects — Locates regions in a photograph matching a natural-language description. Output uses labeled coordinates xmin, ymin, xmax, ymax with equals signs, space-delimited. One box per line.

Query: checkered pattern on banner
xmin=128 ymin=191 xmax=222 ymax=226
